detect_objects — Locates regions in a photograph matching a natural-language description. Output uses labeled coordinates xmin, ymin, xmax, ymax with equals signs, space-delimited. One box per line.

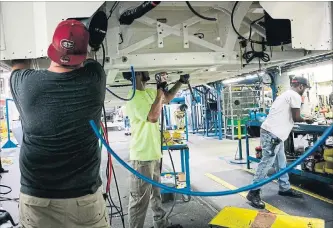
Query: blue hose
xmin=106 ymin=66 xmax=136 ymax=101
xmin=90 ymin=120 xmax=333 ymax=196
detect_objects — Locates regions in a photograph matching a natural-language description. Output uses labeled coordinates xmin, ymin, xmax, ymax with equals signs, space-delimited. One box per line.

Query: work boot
xmin=150 ymin=224 xmax=183 ymax=228
xmin=278 ymin=189 xmax=303 ymax=198
xmin=167 ymin=225 xmax=183 ymax=228
xmin=246 ymin=189 xmax=265 ymax=209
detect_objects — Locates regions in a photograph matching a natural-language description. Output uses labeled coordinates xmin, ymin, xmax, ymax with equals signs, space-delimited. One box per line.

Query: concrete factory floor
xmin=1 ymin=130 xmax=333 ymax=227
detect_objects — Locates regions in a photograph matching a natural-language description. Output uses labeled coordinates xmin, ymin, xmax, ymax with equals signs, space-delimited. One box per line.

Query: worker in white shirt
xmin=247 ymin=77 xmax=314 ymax=209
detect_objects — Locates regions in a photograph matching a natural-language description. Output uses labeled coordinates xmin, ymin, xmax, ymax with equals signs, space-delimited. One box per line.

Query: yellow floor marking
xmin=209 ymin=206 xmax=260 ymax=227
xmin=205 ymin=173 xmax=288 ymax=215
xmin=243 ymin=168 xmax=333 ymax=205
xmin=209 ymin=206 xmax=325 ymax=228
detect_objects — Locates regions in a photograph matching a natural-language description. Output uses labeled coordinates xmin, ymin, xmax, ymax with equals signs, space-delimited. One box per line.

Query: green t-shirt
xmin=126 ymin=88 xmax=162 ymax=161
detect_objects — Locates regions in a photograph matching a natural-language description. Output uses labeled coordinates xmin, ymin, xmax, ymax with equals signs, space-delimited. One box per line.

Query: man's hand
xmin=156 ymin=72 xmax=168 ymax=92
xmin=157 ymin=82 xmax=168 ymax=91
xmin=304 ymin=116 xmax=314 ymax=124
xmin=179 ymin=74 xmax=190 ymax=84
xmin=163 ymin=73 xmax=190 ymax=103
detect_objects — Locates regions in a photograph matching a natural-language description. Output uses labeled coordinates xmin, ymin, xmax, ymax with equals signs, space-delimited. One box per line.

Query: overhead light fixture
xmin=257 ymin=71 xmax=266 ymax=77
xmin=245 ymin=74 xmax=258 ymax=80
xmin=223 ymin=77 xmax=245 ymax=84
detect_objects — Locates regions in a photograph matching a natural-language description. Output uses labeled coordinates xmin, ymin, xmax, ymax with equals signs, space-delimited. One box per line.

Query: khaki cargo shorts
xmin=19 ymin=187 xmax=110 ymax=228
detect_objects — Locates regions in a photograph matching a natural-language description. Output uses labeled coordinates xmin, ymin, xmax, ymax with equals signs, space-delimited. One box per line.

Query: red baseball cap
xmin=291 ymin=76 xmax=311 ymax=88
xmin=47 ymin=20 xmax=89 ymax=66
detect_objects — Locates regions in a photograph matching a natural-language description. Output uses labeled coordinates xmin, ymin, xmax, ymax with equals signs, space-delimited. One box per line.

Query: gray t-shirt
xmin=10 ymin=59 xmax=106 ymax=198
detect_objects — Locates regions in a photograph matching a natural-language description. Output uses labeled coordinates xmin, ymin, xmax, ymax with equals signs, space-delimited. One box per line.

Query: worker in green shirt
xmin=125 ymin=71 xmax=189 ymax=228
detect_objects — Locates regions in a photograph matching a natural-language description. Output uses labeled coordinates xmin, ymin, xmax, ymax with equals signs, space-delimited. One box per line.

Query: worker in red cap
xmin=247 ymin=76 xmax=314 ymax=209
xmin=9 ymin=20 xmax=109 ymax=227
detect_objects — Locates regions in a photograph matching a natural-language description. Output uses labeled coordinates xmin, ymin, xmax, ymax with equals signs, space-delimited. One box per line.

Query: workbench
xmin=245 ymin=123 xmax=333 ymax=185
xmin=285 ymin=123 xmax=333 ymax=184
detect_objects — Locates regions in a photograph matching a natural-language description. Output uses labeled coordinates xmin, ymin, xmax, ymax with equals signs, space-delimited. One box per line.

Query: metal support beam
xmin=106 ymin=69 xmax=120 ymax=85
xmin=222 ymin=2 xmax=253 ymax=51
xmin=110 ymin=52 xmax=237 ymax=70
xmin=183 ymin=23 xmax=189 ymax=49
xmin=157 ymin=22 xmax=164 ymax=48
xmin=119 ymin=11 xmax=222 ymax=55
xmin=105 ymin=21 xmax=120 ymax=59
xmin=216 ymin=83 xmax=223 ymax=140
xmin=108 ymin=50 xmax=305 ymax=71
xmin=217 ymin=12 xmax=230 ymax=48
xmin=0 ymin=61 xmax=11 ymax=71
xmin=152 ymin=15 xmax=226 ymax=52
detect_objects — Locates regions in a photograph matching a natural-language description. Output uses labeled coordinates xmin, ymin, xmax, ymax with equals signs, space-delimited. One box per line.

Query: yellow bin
xmin=324 ymin=148 xmax=333 ymax=162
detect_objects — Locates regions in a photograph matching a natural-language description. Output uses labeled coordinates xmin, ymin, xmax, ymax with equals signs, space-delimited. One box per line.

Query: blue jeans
xmin=252 ymin=129 xmax=291 ymax=192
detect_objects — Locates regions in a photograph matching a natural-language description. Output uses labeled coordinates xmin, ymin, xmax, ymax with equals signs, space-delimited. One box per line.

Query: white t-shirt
xmin=261 ymin=89 xmax=302 ymax=141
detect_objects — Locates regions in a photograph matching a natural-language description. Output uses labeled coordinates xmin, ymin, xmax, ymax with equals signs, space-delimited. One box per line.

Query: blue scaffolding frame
xmin=187 ymin=82 xmax=224 ymax=140
xmin=2 ymin=98 xmax=17 ymax=149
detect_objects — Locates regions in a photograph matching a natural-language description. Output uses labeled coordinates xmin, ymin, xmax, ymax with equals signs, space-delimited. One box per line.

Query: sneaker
xmin=278 ymin=189 xmax=303 ymax=198
xmin=246 ymin=189 xmax=265 ymax=209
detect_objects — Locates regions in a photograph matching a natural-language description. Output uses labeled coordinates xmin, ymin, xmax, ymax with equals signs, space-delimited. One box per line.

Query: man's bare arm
xmin=147 ymin=90 xmax=165 ymax=123
xmin=11 ymin=59 xmax=31 ymax=71
xmin=164 ymin=81 xmax=183 ymax=103
xmin=291 ymin=108 xmax=305 ymax=122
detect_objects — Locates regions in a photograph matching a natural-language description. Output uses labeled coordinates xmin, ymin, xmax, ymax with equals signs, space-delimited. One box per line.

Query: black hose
xmin=101 ymin=42 xmax=106 ymax=68
xmin=160 ymin=107 xmax=164 ymax=173
xmin=101 ymin=43 xmax=137 ymax=101
xmin=0 ymin=185 xmax=12 ymax=195
xmin=185 ymin=1 xmax=216 ymax=21
xmin=111 ymin=164 xmax=126 ymax=225
xmin=242 ymin=41 xmax=270 ymax=64
xmin=248 ymin=15 xmax=265 ymax=41
xmin=166 ymin=149 xmax=178 ymax=218
xmin=103 ymin=107 xmax=126 ymax=228
xmin=119 ymin=1 xmax=161 ymax=25
xmin=239 ymin=12 xmax=269 ymax=65
xmin=231 ymin=1 xmax=266 ymax=45
xmin=100 ymin=47 xmax=125 ymax=227
xmin=108 ymin=1 xmax=120 ymax=20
